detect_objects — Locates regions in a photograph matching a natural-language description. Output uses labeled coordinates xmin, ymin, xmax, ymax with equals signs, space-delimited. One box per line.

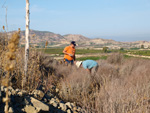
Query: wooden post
xmin=24 ymin=0 xmax=30 ymax=86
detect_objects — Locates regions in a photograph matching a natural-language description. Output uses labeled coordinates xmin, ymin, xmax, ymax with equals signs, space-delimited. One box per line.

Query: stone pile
xmin=0 ymin=86 xmax=83 ymax=113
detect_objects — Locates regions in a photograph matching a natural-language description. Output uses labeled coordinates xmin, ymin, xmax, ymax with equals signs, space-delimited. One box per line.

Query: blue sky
xmin=0 ymin=0 xmax=150 ymax=41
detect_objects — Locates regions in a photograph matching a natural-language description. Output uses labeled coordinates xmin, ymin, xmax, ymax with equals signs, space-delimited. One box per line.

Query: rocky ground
xmin=0 ymin=86 xmax=83 ymax=113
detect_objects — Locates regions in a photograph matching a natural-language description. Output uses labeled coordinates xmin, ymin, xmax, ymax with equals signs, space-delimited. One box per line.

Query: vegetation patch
xmin=77 ymin=56 xmax=107 ymax=61
xmin=39 ymin=48 xmax=103 ymax=55
xmin=133 ymin=50 xmax=150 ymax=56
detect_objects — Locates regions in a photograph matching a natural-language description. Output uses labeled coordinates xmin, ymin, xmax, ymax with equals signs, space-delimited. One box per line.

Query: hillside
xmin=7 ymin=30 xmax=150 ymax=49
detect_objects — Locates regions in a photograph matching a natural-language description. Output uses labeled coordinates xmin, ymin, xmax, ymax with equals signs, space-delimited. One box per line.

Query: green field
xmin=76 ymin=56 xmax=107 ymax=61
xmin=39 ymin=48 xmax=103 ymax=55
xmin=37 ymin=48 xmax=150 ymax=60
xmin=131 ymin=50 xmax=150 ymax=56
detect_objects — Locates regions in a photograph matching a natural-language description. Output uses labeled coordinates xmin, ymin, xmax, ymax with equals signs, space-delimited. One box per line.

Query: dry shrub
xmin=107 ymin=53 xmax=124 ymax=65
xmin=11 ymin=50 xmax=56 ymax=91
xmin=96 ymin=60 xmax=119 ymax=80
xmin=58 ymin=67 xmax=91 ymax=101
xmin=0 ymin=32 xmax=8 ymax=52
xmin=56 ymin=56 xmax=150 ymax=113
xmin=0 ymin=31 xmax=59 ymax=93
xmin=94 ymin=58 xmax=150 ymax=113
xmin=0 ymin=45 xmax=56 ymax=92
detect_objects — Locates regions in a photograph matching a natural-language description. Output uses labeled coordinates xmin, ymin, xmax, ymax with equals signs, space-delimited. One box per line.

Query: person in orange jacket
xmin=63 ymin=41 xmax=76 ymax=65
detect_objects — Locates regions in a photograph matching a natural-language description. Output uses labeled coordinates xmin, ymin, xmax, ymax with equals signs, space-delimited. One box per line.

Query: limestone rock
xmin=11 ymin=89 xmax=16 ymax=95
xmin=32 ymin=90 xmax=45 ymax=100
xmin=15 ymin=89 xmax=21 ymax=93
xmin=65 ymin=102 xmax=73 ymax=109
xmin=53 ymin=101 xmax=58 ymax=108
xmin=49 ymin=98 xmax=56 ymax=104
xmin=56 ymin=88 xmax=59 ymax=93
xmin=49 ymin=98 xmax=58 ymax=108
xmin=18 ymin=91 xmax=23 ymax=96
xmin=26 ymin=96 xmax=49 ymax=112
xmin=67 ymin=109 xmax=72 ymax=113
xmin=73 ymin=106 xmax=77 ymax=111
xmin=1 ymin=86 xmax=4 ymax=92
xmin=8 ymin=86 xmax=13 ymax=91
xmin=24 ymin=105 xmax=37 ymax=113
xmin=59 ymin=103 xmax=67 ymax=112
xmin=8 ymin=107 xmax=14 ymax=113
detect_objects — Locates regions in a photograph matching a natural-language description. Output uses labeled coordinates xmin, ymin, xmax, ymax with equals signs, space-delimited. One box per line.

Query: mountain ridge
xmin=6 ymin=30 xmax=150 ymax=49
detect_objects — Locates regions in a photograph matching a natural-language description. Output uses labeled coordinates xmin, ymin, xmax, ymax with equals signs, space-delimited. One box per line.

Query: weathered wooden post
xmin=24 ymin=0 xmax=30 ymax=86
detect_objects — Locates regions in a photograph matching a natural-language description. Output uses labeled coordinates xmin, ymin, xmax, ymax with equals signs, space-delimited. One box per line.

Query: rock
xmin=24 ymin=105 xmax=37 ymax=113
xmin=8 ymin=91 xmax=12 ymax=96
xmin=73 ymin=106 xmax=77 ymax=111
xmin=8 ymin=107 xmax=14 ymax=113
xmin=49 ymin=98 xmax=56 ymax=104
xmin=42 ymin=86 xmax=46 ymax=91
xmin=43 ymin=98 xmax=48 ymax=103
xmin=59 ymin=103 xmax=67 ymax=112
xmin=1 ymin=86 xmax=4 ymax=92
xmin=18 ymin=92 xmax=23 ymax=96
xmin=52 ymin=102 xmax=58 ymax=108
xmin=73 ymin=111 xmax=78 ymax=113
xmin=49 ymin=98 xmax=58 ymax=108
xmin=23 ymin=97 xmax=30 ymax=105
xmin=25 ymin=96 xmax=49 ymax=112
xmin=71 ymin=103 xmax=76 ymax=107
xmin=15 ymin=89 xmax=20 ymax=93
xmin=56 ymin=98 xmax=60 ymax=103
xmin=4 ymin=88 xmax=7 ymax=92
xmin=56 ymin=88 xmax=59 ymax=93
xmin=11 ymin=89 xmax=16 ymax=95
xmin=17 ymin=90 xmax=27 ymax=96
xmin=8 ymin=86 xmax=13 ymax=91
xmin=67 ymin=109 xmax=72 ymax=113
xmin=32 ymin=90 xmax=45 ymax=100
xmin=21 ymin=108 xmax=25 ymax=112
xmin=65 ymin=102 xmax=73 ymax=109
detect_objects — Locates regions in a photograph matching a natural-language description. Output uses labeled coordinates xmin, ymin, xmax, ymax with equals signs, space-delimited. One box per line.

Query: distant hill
xmin=7 ymin=30 xmax=150 ymax=49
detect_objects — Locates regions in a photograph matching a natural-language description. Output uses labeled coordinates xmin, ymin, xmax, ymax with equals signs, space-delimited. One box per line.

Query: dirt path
xmin=126 ymin=53 xmax=150 ymax=59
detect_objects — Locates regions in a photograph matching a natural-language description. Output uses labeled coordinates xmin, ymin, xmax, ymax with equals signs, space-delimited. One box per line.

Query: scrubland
xmin=0 ymin=32 xmax=150 ymax=113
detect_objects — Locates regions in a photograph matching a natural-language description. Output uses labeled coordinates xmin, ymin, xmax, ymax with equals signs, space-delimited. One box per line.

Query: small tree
xmin=141 ymin=44 xmax=144 ymax=49
xmin=120 ymin=48 xmax=124 ymax=51
xmin=103 ymin=47 xmax=108 ymax=53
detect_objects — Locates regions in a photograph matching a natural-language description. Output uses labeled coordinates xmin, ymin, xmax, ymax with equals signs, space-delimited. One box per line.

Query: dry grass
xmin=56 ymin=54 xmax=150 ymax=113
xmin=1 ymin=32 xmax=150 ymax=113
xmin=0 ymin=32 xmax=55 ymax=92
xmin=0 ymin=30 xmax=20 ymax=113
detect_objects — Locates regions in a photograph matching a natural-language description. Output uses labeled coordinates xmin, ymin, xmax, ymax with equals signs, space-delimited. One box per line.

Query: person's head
xmin=75 ymin=61 xmax=82 ymax=68
xmin=70 ymin=41 xmax=76 ymax=48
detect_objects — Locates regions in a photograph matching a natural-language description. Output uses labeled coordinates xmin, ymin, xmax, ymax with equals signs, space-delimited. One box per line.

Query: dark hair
xmin=71 ymin=41 xmax=76 ymax=46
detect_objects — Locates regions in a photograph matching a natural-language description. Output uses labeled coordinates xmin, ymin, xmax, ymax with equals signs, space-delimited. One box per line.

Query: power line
xmin=2 ymin=0 xmax=7 ymax=8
